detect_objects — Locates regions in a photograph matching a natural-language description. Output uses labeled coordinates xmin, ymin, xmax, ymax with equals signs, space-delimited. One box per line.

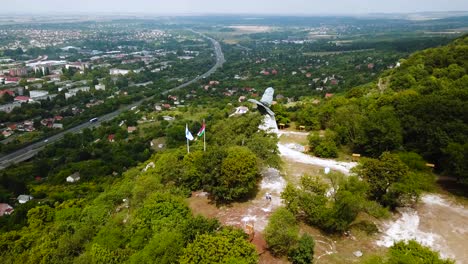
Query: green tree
xmin=353 ymin=152 xmax=411 ymax=208
xmin=179 ymin=228 xmax=258 ymax=264
xmin=128 ymin=231 xmax=185 ymax=264
xmin=357 ymin=106 xmax=403 ymax=157
xmin=330 ymin=104 xmax=364 ymax=146
xmin=314 ymin=140 xmax=338 ymax=158
xmin=388 ymin=240 xmax=454 ymax=263
xmin=288 ymin=234 xmax=315 ymax=264
xmin=27 ymin=205 xmax=54 ymax=228
xmin=264 ymin=207 xmax=299 ymax=256
xmin=443 ymin=142 xmax=468 ymax=183
xmin=207 ymin=146 xmax=260 ymax=202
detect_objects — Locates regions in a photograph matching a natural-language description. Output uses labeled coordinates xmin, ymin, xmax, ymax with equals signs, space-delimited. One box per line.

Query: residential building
xmin=5 ymin=77 xmax=20 ymax=84
xmin=65 ymin=86 xmax=90 ymax=99
xmin=29 ymin=90 xmax=49 ymax=100
xmin=17 ymin=195 xmax=33 ymax=204
xmin=65 ymin=62 xmax=89 ymax=71
xmin=14 ymin=96 xmax=30 ymax=103
xmin=0 ymin=89 xmax=15 ymax=97
xmin=230 ymin=106 xmax=249 ymax=117
xmin=66 ymin=172 xmax=81 ymax=183
xmin=0 ymin=203 xmax=14 ymax=216
xmin=0 ymin=102 xmax=21 ymax=113
xmin=9 ymin=67 xmax=28 ymax=77
xmin=52 ymin=123 xmax=63 ymax=129
xmin=95 ymin=84 xmax=106 ymax=90
xmin=109 ymin=68 xmax=130 ymax=75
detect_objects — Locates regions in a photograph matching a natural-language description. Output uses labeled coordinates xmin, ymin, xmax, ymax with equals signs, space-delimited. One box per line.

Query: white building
xmin=109 ymin=69 xmax=130 ymax=75
xmin=52 ymin=123 xmax=63 ymax=129
xmin=230 ymin=106 xmax=249 ymax=117
xmin=66 ymin=172 xmax=80 ymax=183
xmin=65 ymin=86 xmax=90 ymax=99
xmin=29 ymin=90 xmax=49 ymax=100
xmin=0 ymin=102 xmax=21 ymax=113
xmin=17 ymin=195 xmax=33 ymax=204
xmin=95 ymin=84 xmax=106 ymax=91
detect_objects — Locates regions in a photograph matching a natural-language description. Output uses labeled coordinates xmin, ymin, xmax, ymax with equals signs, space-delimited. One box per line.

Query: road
xmin=0 ymin=31 xmax=224 ymax=170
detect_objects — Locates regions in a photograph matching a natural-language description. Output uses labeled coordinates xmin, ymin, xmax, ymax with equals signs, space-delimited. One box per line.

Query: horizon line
xmin=2 ymin=10 xmax=468 ymax=17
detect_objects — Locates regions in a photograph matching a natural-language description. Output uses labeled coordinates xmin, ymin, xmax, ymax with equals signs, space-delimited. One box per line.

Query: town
xmin=0 ymin=24 xmax=214 ymax=153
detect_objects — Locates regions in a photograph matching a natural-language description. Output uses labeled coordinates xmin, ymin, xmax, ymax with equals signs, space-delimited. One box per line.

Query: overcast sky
xmin=3 ymin=0 xmax=468 ymax=14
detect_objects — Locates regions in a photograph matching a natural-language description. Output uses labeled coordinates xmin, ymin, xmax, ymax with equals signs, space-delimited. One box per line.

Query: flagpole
xmin=187 ymin=138 xmax=189 ymax=153
xmin=203 ymin=119 xmax=206 ymax=152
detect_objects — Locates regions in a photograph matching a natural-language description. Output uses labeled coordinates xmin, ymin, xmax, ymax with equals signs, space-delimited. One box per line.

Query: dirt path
xmin=377 ymin=194 xmax=468 ymax=263
xmin=188 ymin=168 xmax=287 ymax=263
xmin=278 ymin=142 xmax=357 ymax=175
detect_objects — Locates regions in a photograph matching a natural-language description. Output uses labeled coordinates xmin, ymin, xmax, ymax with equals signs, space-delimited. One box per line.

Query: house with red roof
xmin=14 ymin=96 xmax=30 ymax=103
xmin=2 ymin=130 xmax=13 ymax=137
xmin=5 ymin=77 xmax=20 ymax=84
xmin=0 ymin=203 xmax=14 ymax=216
xmin=0 ymin=90 xmax=15 ymax=97
xmin=325 ymin=93 xmax=334 ymax=99
xmin=108 ymin=134 xmax=115 ymax=142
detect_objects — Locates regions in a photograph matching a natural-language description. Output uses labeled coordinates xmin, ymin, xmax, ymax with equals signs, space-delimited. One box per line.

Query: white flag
xmin=185 ymin=124 xmax=194 ymax=141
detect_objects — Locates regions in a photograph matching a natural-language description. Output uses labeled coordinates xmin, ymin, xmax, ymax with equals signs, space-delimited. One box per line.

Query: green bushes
xmin=353 ymin=152 xmax=434 ymax=208
xmin=264 ymin=207 xmax=299 ymax=256
xmin=282 ymin=173 xmax=387 ymax=233
xmin=264 ymin=208 xmax=315 ymax=263
xmin=289 ymin=234 xmax=315 ymax=264
xmin=308 ymin=130 xmax=338 ymax=158
xmin=179 ymin=228 xmax=258 ymax=264
xmin=387 ymin=240 xmax=454 ymax=264
xmin=363 ymin=240 xmax=454 ymax=264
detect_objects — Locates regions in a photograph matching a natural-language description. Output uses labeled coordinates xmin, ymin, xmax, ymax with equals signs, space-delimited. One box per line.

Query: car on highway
xmin=89 ymin=117 xmax=98 ymax=123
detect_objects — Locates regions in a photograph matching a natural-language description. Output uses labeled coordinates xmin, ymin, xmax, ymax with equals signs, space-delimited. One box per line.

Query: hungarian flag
xmin=185 ymin=124 xmax=194 ymax=141
xmin=197 ymin=122 xmax=206 ymax=137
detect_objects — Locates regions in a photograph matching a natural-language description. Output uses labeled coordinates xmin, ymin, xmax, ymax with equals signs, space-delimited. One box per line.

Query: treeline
xmin=289 ymin=35 xmax=467 ymax=182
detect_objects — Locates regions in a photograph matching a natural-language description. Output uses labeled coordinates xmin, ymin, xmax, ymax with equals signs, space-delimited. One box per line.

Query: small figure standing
xmin=265 ymin=192 xmax=272 ymax=202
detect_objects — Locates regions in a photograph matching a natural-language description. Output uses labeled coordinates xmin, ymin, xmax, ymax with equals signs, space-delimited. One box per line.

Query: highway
xmin=0 ymin=31 xmax=224 ymax=170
